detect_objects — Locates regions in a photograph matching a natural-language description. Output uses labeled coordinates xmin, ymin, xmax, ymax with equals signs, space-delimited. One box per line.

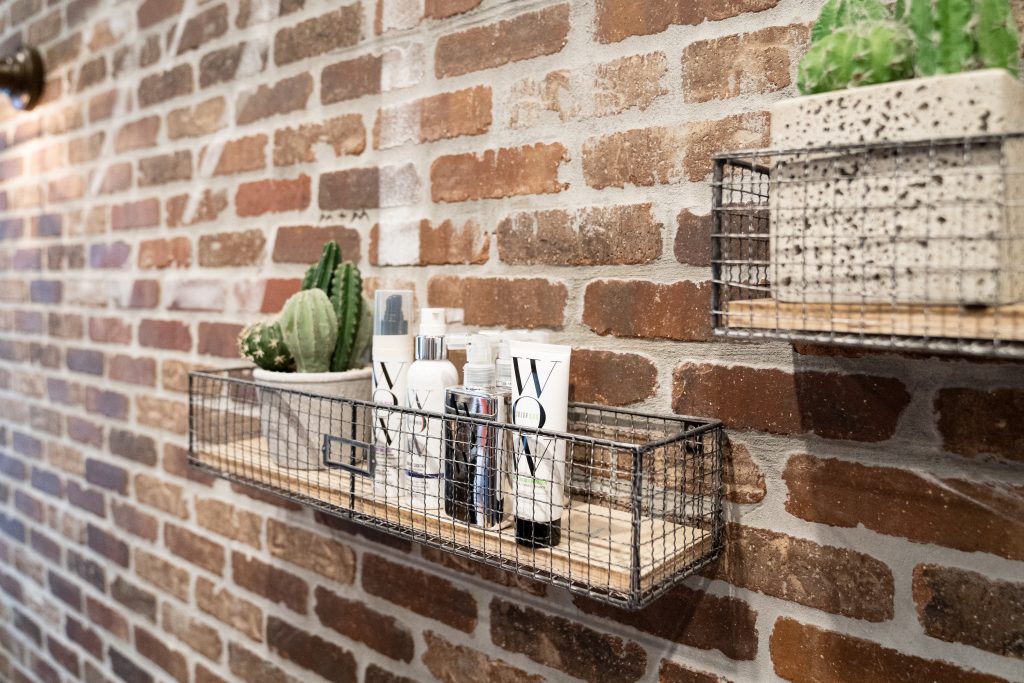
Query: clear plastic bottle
xmin=371 ymin=290 xmax=413 ymax=503
xmin=404 ymin=309 xmax=458 ymax=511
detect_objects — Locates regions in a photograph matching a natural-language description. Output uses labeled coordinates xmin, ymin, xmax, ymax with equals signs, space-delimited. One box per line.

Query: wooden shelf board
xmin=725 ymin=299 xmax=1024 ymax=341
xmin=195 ymin=439 xmax=710 ymax=594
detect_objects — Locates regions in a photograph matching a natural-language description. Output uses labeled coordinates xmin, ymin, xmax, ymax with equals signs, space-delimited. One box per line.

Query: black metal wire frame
xmin=712 ymin=133 xmax=1024 ymax=358
xmin=188 ymin=367 xmax=724 ymax=610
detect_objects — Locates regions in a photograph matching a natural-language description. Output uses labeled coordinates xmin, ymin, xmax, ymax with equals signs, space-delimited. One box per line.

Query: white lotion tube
xmin=508 ymin=340 xmax=571 ymax=548
xmin=371 ymin=290 xmax=413 ymax=502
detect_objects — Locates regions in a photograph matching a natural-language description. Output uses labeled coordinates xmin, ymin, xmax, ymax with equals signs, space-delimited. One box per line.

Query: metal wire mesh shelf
xmin=188 ymin=367 xmax=723 ymax=609
xmin=712 ymin=134 xmax=1024 ymax=358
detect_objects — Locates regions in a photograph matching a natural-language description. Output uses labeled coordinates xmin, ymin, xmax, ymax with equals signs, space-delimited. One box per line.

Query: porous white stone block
xmin=768 ymin=70 xmax=1024 ymax=305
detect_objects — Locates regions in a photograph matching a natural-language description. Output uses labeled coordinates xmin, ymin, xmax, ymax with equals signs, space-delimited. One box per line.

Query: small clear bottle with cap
xmin=443 ymin=335 xmax=510 ymax=527
xmin=404 ymin=308 xmax=458 ymax=512
xmin=371 ymin=290 xmax=413 ymax=503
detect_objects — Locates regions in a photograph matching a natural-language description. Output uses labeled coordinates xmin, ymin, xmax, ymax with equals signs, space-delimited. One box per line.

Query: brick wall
xmin=0 ymin=0 xmax=1021 ymax=682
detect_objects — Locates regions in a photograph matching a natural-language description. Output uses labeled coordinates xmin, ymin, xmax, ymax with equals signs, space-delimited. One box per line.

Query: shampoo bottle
xmin=404 ymin=308 xmax=458 ymax=511
xmin=371 ymin=290 xmax=413 ymax=502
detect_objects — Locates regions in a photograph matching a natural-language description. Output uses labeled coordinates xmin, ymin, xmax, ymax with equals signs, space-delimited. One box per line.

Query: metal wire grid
xmin=188 ymin=367 xmax=723 ymax=609
xmin=712 ymin=134 xmax=1024 ymax=358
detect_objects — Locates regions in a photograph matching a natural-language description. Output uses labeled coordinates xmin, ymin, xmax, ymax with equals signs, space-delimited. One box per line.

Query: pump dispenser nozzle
xmin=462 ymin=335 xmax=495 ymax=388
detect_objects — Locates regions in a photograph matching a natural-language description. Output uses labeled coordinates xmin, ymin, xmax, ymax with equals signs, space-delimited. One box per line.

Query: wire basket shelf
xmin=712 ymin=134 xmax=1024 ymax=357
xmin=188 ymin=367 xmax=723 ymax=609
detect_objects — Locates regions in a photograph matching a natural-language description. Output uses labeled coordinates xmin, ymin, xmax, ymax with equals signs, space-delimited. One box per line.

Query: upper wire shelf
xmin=711 ymin=133 xmax=1024 ymax=358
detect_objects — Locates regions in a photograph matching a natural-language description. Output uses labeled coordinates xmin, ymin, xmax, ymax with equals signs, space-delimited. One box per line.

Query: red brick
xmin=770 ymin=617 xmax=1006 ymax=683
xmin=135 ymin=473 xmax=188 ymax=518
xmin=424 ymin=630 xmax=541 ymax=682
xmin=11 ymin=0 xmax=42 ymax=24
xmin=236 ymin=176 xmax=310 ymax=217
xmin=109 ymin=646 xmax=155 ymax=683
xmin=673 ymin=365 xmax=910 ymax=441
xmin=491 ymin=599 xmax=647 ymax=682
xmin=428 ymin=276 xmax=566 ymax=328
xmin=89 ymin=241 xmax=131 ymax=269
xmin=266 ymin=519 xmax=356 ymax=584
xmin=596 ymin=0 xmax=780 ymax=43
xmin=200 ymin=43 xmax=262 ymax=89
xmin=134 ymin=549 xmax=188 ymax=601
xmin=321 ymin=53 xmax=382 ymax=104
xmin=316 ymin=585 xmax=413 ymax=662
xmin=237 ymin=74 xmax=312 ymax=125
xmin=272 ymin=225 xmax=360 ymax=264
xmin=164 ymin=605 xmax=222 ymax=662
xmin=594 ymin=52 xmax=669 ymax=116
xmin=319 ymin=164 xmax=420 ymax=210
xmin=227 ymin=642 xmax=292 ymax=681
xmin=111 ymin=198 xmax=160 ymax=231
xmin=76 ymin=56 xmax=107 ymax=92
xmin=49 ymin=174 xmax=88 ymax=202
xmin=111 ymin=500 xmax=158 ymax=541
xmin=374 ymin=86 xmax=491 ymax=149
xmin=267 ymin=617 xmax=357 ymax=683
xmin=211 ymin=135 xmax=266 ymax=176
xmin=167 ymin=97 xmax=226 ymax=139
xmin=704 ymin=524 xmax=893 ymax=621
xmin=166 ymin=524 xmax=224 ymax=575
xmin=139 ymin=237 xmax=191 ymax=269
xmin=233 ymin=552 xmax=309 ymax=613
xmin=198 ymin=322 xmax=244 ymax=358
xmin=684 ymin=112 xmax=769 ymax=181
xmin=138 ymin=64 xmax=193 ymax=108
xmin=259 ymin=279 xmax=303 ymax=313
xmin=99 ymin=163 xmax=132 ymax=194
xmin=138 ymin=0 xmax=183 ymax=28
xmin=86 ymin=596 xmax=129 ymax=639
xmin=913 ymin=564 xmax=1024 ymax=659
xmin=784 ymin=454 xmax=1024 ymax=561
xmin=425 ymin=0 xmax=479 ymax=17
xmin=274 ymin=5 xmax=361 ymax=66
xmin=177 ymin=3 xmax=227 ymax=54
xmin=139 ymin=150 xmax=192 ymax=186
xmin=196 ymin=499 xmax=260 ymax=548
xmin=66 ymin=617 xmax=102 ymax=660
xmin=435 ymin=5 xmax=568 ymax=78
xmin=568 ymin=348 xmax=657 ymax=406
xmin=431 ymin=143 xmax=567 ymax=202
xmin=135 ymin=626 xmax=187 ymax=682
xmin=86 ymin=524 xmax=129 ymax=567
xmin=198 ymin=229 xmax=265 ymax=267
xmin=499 ymin=204 xmax=661 ymax=265
xmin=115 ymin=116 xmax=159 ymax=153
xmin=576 ymin=584 xmax=757 ymax=661
xmin=583 ymin=125 xmax=686 ymax=189
xmin=139 ymin=319 xmax=190 ymax=351
xmin=936 ymin=387 xmax=1024 ymax=462
xmin=363 ymin=553 xmax=477 ymax=631
xmin=273 ymin=114 xmax=365 ymax=166
xmin=675 ymin=210 xmax=712 ymax=267
xmin=584 ymin=279 xmax=710 ymax=341
xmin=196 ymin=578 xmax=262 ymax=642
xmin=684 ymin=25 xmax=808 ymax=102
xmin=84 ymin=458 xmax=126 ymax=493
xmin=166 ymin=189 xmax=228 ymax=227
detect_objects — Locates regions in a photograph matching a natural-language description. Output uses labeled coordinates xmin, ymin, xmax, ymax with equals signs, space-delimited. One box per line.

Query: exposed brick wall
xmin=0 ymin=1 xmax=1021 ymax=682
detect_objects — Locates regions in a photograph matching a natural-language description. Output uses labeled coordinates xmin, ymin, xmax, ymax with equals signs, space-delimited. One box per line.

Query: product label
xmin=371 ymin=359 xmax=408 ymax=499
xmin=405 ymin=387 xmax=444 ymax=508
xmin=510 ymin=355 xmax=566 ymax=524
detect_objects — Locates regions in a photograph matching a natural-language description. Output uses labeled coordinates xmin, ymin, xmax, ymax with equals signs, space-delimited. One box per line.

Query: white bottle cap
xmin=463 ymin=334 xmax=495 ymax=388
xmin=419 ymin=308 xmax=446 ymax=336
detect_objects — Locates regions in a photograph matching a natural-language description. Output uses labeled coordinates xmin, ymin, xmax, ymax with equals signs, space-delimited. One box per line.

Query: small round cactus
xmin=279 ymin=289 xmax=338 ymax=374
xmin=239 ymin=321 xmax=294 ymax=371
xmin=798 ymin=21 xmax=916 ymax=94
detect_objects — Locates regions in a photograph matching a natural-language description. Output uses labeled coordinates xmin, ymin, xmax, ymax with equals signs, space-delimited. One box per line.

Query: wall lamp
xmin=0 ymin=47 xmax=44 ymax=111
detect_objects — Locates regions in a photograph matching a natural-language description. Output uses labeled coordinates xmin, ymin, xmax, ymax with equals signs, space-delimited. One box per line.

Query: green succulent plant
xmin=239 ymin=241 xmax=372 ymax=373
xmin=798 ymin=0 xmax=1020 ymax=94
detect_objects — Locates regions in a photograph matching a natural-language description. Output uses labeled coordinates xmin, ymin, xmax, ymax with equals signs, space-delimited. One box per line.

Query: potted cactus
xmin=239 ymin=241 xmax=373 ymax=469
xmin=769 ymin=0 xmax=1024 ymax=306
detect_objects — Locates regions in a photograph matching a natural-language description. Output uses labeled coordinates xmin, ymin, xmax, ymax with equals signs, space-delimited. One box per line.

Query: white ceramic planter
xmin=769 ymin=69 xmax=1024 ymax=305
xmin=252 ymin=367 xmax=372 ymax=469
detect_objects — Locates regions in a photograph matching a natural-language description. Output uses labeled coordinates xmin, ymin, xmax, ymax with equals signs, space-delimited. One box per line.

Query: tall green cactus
xmin=329 ymin=262 xmax=369 ymax=372
xmin=799 ymin=21 xmax=917 ymax=94
xmin=301 ymin=241 xmax=340 ymax=293
xmin=907 ymin=0 xmax=1020 ymax=76
xmin=239 ymin=320 xmax=293 ymax=371
xmin=279 ymin=289 xmax=338 ymax=373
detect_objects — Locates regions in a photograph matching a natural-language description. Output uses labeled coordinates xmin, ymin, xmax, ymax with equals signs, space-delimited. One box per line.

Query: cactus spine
xmin=239 ymin=321 xmax=293 ymax=371
xmin=799 ymin=21 xmax=916 ymax=94
xmin=811 ymin=0 xmax=890 ymax=43
xmin=279 ymin=290 xmax=338 ymax=373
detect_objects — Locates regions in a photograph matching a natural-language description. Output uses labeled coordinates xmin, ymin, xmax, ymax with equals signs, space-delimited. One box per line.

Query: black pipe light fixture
xmin=0 ymin=47 xmax=44 ymax=111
